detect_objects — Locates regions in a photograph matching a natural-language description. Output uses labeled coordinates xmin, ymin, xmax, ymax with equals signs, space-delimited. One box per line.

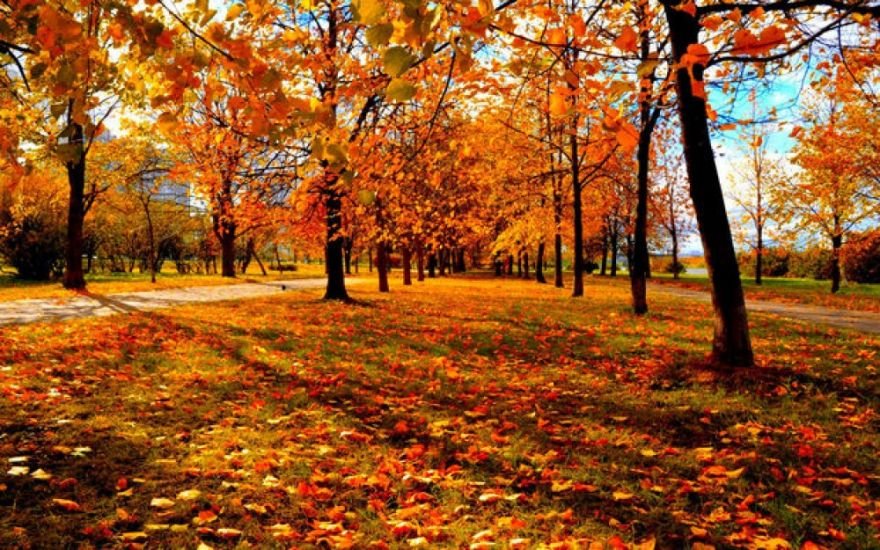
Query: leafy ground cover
xmin=0 ymin=264 xmax=326 ymax=303
xmin=0 ymin=276 xmax=877 ymax=549
xmin=649 ymin=273 xmax=880 ymax=313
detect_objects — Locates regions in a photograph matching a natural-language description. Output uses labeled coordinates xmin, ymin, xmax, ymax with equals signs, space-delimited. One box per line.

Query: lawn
xmin=0 ymin=263 xmax=328 ymax=303
xmin=648 ymin=272 xmax=880 ymax=313
xmin=0 ymin=276 xmax=877 ymax=549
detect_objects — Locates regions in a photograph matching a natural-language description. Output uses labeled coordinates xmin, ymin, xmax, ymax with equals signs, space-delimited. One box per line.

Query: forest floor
xmin=0 ymin=275 xmax=877 ymax=549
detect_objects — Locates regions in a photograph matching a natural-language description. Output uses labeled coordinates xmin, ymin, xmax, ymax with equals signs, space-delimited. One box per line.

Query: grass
xmin=0 ymin=274 xmax=877 ymax=548
xmin=0 ymin=263 xmax=328 ymax=302
xmin=648 ymin=271 xmax=880 ymax=312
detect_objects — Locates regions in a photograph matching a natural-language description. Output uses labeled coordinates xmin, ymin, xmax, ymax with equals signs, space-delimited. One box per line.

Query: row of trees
xmin=1 ymin=0 xmax=878 ymax=367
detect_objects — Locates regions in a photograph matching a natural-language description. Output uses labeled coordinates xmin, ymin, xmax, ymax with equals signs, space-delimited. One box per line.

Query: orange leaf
xmin=613 ymin=27 xmax=639 ymax=52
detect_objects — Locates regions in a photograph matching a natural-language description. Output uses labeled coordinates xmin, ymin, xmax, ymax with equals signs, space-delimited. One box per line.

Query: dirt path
xmin=651 ymin=284 xmax=880 ymax=334
xmin=0 ymin=278 xmax=361 ymax=326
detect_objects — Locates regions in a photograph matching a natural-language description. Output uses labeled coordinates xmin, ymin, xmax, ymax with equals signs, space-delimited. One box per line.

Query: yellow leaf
xmin=226 ymin=3 xmax=245 ymax=20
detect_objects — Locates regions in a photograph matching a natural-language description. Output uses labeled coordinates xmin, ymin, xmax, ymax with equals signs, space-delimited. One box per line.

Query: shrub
xmin=843 ymin=231 xmax=880 ymax=284
xmin=738 ymin=247 xmax=790 ymax=278
xmin=788 ymin=247 xmax=834 ymax=280
xmin=0 ymin=200 xmax=66 ymax=280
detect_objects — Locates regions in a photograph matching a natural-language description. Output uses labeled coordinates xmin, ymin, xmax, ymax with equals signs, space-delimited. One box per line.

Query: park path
xmin=650 ymin=284 xmax=880 ymax=334
xmin=0 ymin=278 xmax=362 ymax=326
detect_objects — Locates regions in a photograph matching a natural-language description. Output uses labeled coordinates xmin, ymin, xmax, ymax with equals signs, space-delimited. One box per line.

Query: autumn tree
xmin=786 ymin=76 xmax=879 ymax=293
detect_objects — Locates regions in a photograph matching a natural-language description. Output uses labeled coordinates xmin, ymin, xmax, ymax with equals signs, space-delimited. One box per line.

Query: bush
xmin=788 ymin=247 xmax=834 ymax=280
xmin=738 ymin=247 xmax=790 ymax=278
xmin=654 ymin=257 xmax=686 ymax=276
xmin=843 ymin=231 xmax=880 ymax=284
xmin=0 ymin=201 xmax=66 ymax=280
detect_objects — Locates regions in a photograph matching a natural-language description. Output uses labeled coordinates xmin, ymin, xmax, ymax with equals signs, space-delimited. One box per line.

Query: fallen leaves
xmin=0 ymin=278 xmax=877 ymax=548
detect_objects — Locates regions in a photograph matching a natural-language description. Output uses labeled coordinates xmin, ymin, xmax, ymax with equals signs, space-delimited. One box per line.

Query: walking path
xmin=0 ymin=278 xmax=359 ymax=326
xmin=0 ymin=277 xmax=876 ymax=333
xmin=651 ymin=285 xmax=880 ymax=334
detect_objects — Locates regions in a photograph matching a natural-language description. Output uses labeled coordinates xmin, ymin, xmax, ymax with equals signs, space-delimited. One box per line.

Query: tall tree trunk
xmin=377 ymin=241 xmax=389 ymax=292
xmin=516 ymin=251 xmax=522 ymax=277
xmin=630 ymin=19 xmax=660 ymax=315
xmin=600 ymin=230 xmax=609 ymax=276
xmin=220 ymin=230 xmax=236 ymax=278
xmin=455 ymin=248 xmax=466 ymax=272
xmin=428 ymin=250 xmax=436 ymax=277
xmin=523 ymin=251 xmax=530 ymax=279
xmin=438 ymin=249 xmax=447 ymax=276
xmin=507 ymin=254 xmax=514 ymax=275
xmin=755 ymin=226 xmax=763 ymax=286
xmin=368 ymin=247 xmax=373 ymax=272
xmin=417 ymin=245 xmax=425 ymax=281
xmin=344 ymin=237 xmax=352 ymax=275
xmin=144 ymin=199 xmax=156 ymax=284
xmin=664 ymin=1 xmax=753 ymax=366
xmin=570 ymin=118 xmax=584 ymax=297
xmin=536 ymin=242 xmax=547 ymax=283
xmin=831 ymin=217 xmax=842 ymax=293
xmin=672 ymin=227 xmax=680 ymax=280
xmin=323 ymin=186 xmax=348 ymax=300
xmin=554 ymin=194 xmax=564 ymax=288
xmin=321 ymin=3 xmax=348 ymax=301
xmin=402 ymin=247 xmax=412 ymax=286
xmin=610 ymin=229 xmax=619 ymax=277
xmin=63 ymin=122 xmax=86 ymax=289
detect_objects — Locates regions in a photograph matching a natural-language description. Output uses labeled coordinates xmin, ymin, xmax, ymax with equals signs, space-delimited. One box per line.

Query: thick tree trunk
xmin=63 ymin=122 xmax=86 ymax=290
xmin=516 ymin=251 xmax=522 ymax=277
xmin=536 ymin=242 xmax=546 ymax=283
xmin=455 ymin=248 xmax=466 ymax=272
xmin=417 ymin=245 xmax=425 ymax=281
xmin=377 ymin=241 xmax=389 ymax=292
xmin=323 ymin=187 xmax=349 ymax=300
xmin=507 ymin=254 xmax=514 ymax=275
xmin=427 ymin=251 xmax=436 ymax=278
xmin=438 ymin=249 xmax=447 ymax=276
xmin=402 ymin=247 xmax=412 ymax=286
xmin=523 ymin=251 xmax=530 ymax=279
xmin=220 ymin=229 xmax=236 ymax=278
xmin=664 ymin=1 xmax=753 ymax=366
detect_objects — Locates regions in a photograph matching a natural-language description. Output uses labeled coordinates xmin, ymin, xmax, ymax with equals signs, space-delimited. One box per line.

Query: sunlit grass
xmin=0 ymin=275 xmax=876 ymax=548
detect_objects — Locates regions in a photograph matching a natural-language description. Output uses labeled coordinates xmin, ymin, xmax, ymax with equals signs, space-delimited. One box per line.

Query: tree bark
xmin=402 ymin=247 xmax=412 ymax=286
xmin=755 ymin=226 xmax=763 ymax=286
xmin=428 ymin=250 xmax=436 ymax=277
xmin=377 ymin=240 xmax=389 ymax=292
xmin=570 ymin=119 xmax=584 ymax=297
xmin=323 ymin=186 xmax=349 ymax=300
xmin=831 ymin=218 xmax=842 ymax=293
xmin=523 ymin=251 xmax=530 ymax=279
xmin=344 ymin=237 xmax=353 ymax=275
xmin=417 ymin=245 xmax=425 ymax=281
xmin=600 ymin=230 xmax=608 ymax=276
xmin=672 ymin=226 xmax=680 ymax=280
xmin=610 ymin=229 xmax=619 ymax=277
xmin=536 ymin=242 xmax=546 ymax=283
xmin=63 ymin=122 xmax=86 ymax=289
xmin=664 ymin=1 xmax=753 ymax=366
